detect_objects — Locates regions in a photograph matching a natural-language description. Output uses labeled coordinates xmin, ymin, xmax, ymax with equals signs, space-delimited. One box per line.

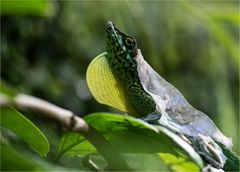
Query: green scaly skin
xmin=105 ymin=21 xmax=239 ymax=170
xmin=106 ymin=21 xmax=156 ymax=116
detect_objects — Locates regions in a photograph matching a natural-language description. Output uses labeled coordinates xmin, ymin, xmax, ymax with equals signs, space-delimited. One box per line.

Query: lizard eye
xmin=124 ymin=37 xmax=136 ymax=49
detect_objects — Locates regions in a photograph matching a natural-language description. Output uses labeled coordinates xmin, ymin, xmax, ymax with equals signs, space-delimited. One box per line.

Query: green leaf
xmin=57 ymin=132 xmax=96 ymax=158
xmin=0 ymin=107 xmax=49 ymax=156
xmin=87 ymin=153 xmax=170 ymax=171
xmin=0 ymin=143 xmax=78 ymax=171
xmin=57 ymin=113 xmax=203 ymax=171
xmin=57 ymin=113 xmax=175 ymax=156
xmin=85 ymin=113 xmax=203 ymax=170
xmin=0 ymin=0 xmax=56 ymax=17
xmin=159 ymin=153 xmax=200 ymax=172
xmin=84 ymin=113 xmax=176 ymax=154
xmin=0 ymin=143 xmax=45 ymax=171
xmin=122 ymin=153 xmax=170 ymax=171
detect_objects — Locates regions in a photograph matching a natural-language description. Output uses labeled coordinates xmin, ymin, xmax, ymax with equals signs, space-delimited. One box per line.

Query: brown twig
xmin=0 ymin=93 xmax=132 ymax=171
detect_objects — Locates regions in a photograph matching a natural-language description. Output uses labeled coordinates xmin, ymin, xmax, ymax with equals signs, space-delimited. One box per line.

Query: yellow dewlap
xmin=86 ymin=52 xmax=140 ymax=117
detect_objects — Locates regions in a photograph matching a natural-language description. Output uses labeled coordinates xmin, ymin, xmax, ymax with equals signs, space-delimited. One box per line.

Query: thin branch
xmin=0 ymin=93 xmax=132 ymax=170
xmin=1 ymin=93 xmax=89 ymax=132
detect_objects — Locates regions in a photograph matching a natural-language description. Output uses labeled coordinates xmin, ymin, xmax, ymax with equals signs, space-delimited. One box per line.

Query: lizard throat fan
xmin=86 ymin=21 xmax=232 ymax=149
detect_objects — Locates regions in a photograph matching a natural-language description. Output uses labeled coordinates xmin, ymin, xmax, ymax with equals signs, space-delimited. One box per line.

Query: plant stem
xmin=0 ymin=93 xmax=132 ymax=171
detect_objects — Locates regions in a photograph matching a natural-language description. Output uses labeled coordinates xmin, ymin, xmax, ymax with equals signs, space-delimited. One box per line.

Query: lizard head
xmin=106 ymin=21 xmax=138 ymax=81
xmin=105 ymin=21 xmax=156 ymax=116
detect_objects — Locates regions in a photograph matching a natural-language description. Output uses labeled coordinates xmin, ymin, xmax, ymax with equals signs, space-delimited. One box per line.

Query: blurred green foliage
xmin=0 ymin=0 xmax=56 ymax=17
xmin=1 ymin=0 xmax=239 ymax=157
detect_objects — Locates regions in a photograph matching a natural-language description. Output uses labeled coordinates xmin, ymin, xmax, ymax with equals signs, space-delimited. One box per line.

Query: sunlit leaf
xmin=159 ymin=153 xmax=200 ymax=172
xmin=0 ymin=0 xmax=56 ymax=17
xmin=0 ymin=107 xmax=49 ymax=156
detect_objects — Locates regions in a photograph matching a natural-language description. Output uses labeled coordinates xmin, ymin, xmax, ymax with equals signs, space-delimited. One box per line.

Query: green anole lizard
xmin=104 ymin=21 xmax=239 ymax=170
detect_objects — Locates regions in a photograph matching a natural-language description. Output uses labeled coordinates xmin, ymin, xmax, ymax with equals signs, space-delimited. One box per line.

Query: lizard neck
xmin=106 ymin=51 xmax=156 ymax=116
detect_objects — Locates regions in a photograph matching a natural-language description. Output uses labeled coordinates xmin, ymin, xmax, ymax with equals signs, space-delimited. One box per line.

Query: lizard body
xmin=103 ymin=22 xmax=236 ymax=169
xmin=105 ymin=21 xmax=231 ymax=149
xmin=87 ymin=21 xmax=239 ymax=171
